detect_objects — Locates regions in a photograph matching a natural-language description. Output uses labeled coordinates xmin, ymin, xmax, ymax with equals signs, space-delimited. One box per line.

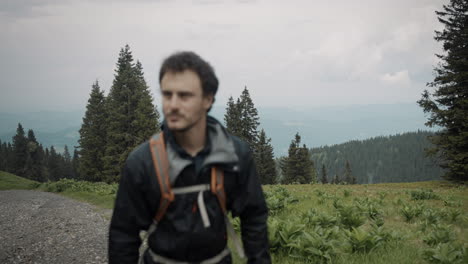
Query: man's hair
xmin=159 ymin=51 xmax=219 ymax=100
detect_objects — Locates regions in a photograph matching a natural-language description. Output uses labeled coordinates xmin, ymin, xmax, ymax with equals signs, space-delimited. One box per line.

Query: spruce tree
xmin=321 ymin=164 xmax=328 ymax=184
xmin=72 ymin=149 xmax=80 ymax=179
xmin=331 ymin=174 xmax=338 ymax=184
xmin=132 ymin=60 xmax=160 ymax=143
xmin=417 ymin=0 xmax=468 ymax=181
xmin=43 ymin=147 xmax=50 ymax=180
xmin=237 ymin=87 xmax=260 ymax=148
xmin=102 ymin=45 xmax=160 ymax=182
xmin=12 ymin=123 xmax=28 ymax=176
xmin=297 ymin=144 xmax=316 ymax=184
xmin=0 ymin=140 xmax=9 ymax=172
xmin=0 ymin=140 xmax=4 ymax=171
xmin=224 ymin=96 xmax=242 ymax=136
xmin=6 ymin=143 xmax=15 ymax=173
xmin=282 ymin=133 xmax=315 ymax=184
xmin=78 ymin=81 xmax=107 ymax=181
xmin=62 ymin=145 xmax=73 ymax=179
xmin=282 ymin=133 xmax=300 ymax=184
xmin=344 ymin=160 xmax=354 ymax=184
xmin=48 ymin=146 xmax=62 ymax=181
xmin=25 ymin=129 xmax=45 ymax=182
xmin=256 ymin=129 xmax=277 ymax=184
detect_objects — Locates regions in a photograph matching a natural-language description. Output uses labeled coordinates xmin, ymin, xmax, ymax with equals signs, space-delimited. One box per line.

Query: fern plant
xmin=423 ymin=224 xmax=456 ymax=246
xmin=423 ymin=242 xmax=468 ymax=264
xmin=346 ymin=227 xmax=384 ymax=253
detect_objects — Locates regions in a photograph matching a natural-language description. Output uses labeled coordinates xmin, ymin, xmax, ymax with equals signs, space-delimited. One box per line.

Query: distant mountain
xmin=0 ymin=111 xmax=84 ymax=153
xmin=0 ymin=127 xmax=80 ymax=153
xmin=309 ymin=131 xmax=444 ymax=184
xmin=212 ymin=102 xmax=435 ymax=155
xmin=0 ymin=103 xmax=434 ymax=155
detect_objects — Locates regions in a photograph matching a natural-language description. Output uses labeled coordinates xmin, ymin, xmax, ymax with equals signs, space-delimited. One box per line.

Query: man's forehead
xmin=160 ymin=70 xmax=202 ymax=91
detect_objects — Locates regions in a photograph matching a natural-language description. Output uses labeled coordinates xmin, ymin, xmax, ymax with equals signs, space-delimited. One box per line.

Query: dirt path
xmin=0 ymin=190 xmax=110 ymax=264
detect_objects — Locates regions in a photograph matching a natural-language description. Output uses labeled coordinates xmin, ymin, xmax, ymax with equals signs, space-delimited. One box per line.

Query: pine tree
xmin=43 ymin=147 xmax=50 ymax=180
xmin=344 ymin=160 xmax=354 ymax=184
xmin=224 ymin=96 xmax=242 ymax=136
xmin=132 ymin=60 xmax=160 ymax=143
xmin=12 ymin=123 xmax=28 ymax=176
xmin=282 ymin=133 xmax=315 ymax=184
xmin=102 ymin=45 xmax=160 ymax=183
xmin=25 ymin=129 xmax=45 ymax=182
xmin=417 ymin=0 xmax=468 ymax=182
xmin=282 ymin=133 xmax=301 ymax=184
xmin=6 ymin=143 xmax=15 ymax=173
xmin=0 ymin=140 xmax=3 ymax=171
xmin=48 ymin=146 xmax=62 ymax=181
xmin=72 ymin=149 xmax=80 ymax=179
xmin=78 ymin=81 xmax=107 ymax=182
xmin=62 ymin=145 xmax=73 ymax=179
xmin=0 ymin=140 xmax=8 ymax=172
xmin=237 ymin=87 xmax=260 ymax=148
xmin=332 ymin=174 xmax=339 ymax=184
xmin=297 ymin=144 xmax=316 ymax=184
xmin=321 ymin=164 xmax=328 ymax=184
xmin=256 ymin=129 xmax=277 ymax=184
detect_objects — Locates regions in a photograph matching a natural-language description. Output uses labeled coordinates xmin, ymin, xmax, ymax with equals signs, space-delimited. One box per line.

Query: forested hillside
xmin=310 ymin=131 xmax=444 ymax=184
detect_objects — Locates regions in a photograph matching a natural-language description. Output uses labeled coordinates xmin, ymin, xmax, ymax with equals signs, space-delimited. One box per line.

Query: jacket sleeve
xmin=233 ymin=150 xmax=271 ymax=264
xmin=108 ymin=155 xmax=154 ymax=264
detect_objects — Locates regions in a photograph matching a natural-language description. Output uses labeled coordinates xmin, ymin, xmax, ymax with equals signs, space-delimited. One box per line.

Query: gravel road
xmin=0 ymin=190 xmax=111 ymax=264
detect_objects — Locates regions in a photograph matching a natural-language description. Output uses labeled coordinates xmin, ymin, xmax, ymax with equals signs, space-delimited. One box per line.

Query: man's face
xmin=160 ymin=70 xmax=213 ymax=132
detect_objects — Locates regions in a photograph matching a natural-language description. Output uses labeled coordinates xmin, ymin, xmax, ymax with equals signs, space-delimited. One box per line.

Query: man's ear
xmin=203 ymin=94 xmax=214 ymax=110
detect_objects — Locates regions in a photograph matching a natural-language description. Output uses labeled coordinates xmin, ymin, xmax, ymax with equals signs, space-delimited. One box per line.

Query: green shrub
xmin=337 ymin=205 xmax=365 ymax=229
xmin=264 ymin=186 xmax=299 ymax=216
xmin=400 ymin=206 xmax=418 ymax=223
xmin=410 ymin=189 xmax=440 ymax=200
xmin=346 ymin=227 xmax=384 ymax=253
xmin=423 ymin=224 xmax=456 ymax=246
xmin=343 ymin=189 xmax=352 ymax=198
xmin=400 ymin=203 xmax=424 ymax=223
xmin=289 ymin=226 xmax=345 ymax=264
xmin=40 ymin=179 xmax=118 ymax=195
xmin=423 ymin=242 xmax=468 ymax=264
xmin=302 ymin=209 xmax=339 ymax=229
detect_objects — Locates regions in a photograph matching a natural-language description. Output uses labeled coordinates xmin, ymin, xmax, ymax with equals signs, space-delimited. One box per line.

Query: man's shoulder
xmin=227 ymin=133 xmax=253 ymax=158
xmin=126 ymin=139 xmax=151 ymax=164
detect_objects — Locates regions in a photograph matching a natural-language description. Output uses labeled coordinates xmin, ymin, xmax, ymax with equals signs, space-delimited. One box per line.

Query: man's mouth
xmin=167 ymin=114 xmax=182 ymax=121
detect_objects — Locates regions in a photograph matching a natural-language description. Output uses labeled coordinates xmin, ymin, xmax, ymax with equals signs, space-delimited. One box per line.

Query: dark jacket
xmin=109 ymin=116 xmax=271 ymax=264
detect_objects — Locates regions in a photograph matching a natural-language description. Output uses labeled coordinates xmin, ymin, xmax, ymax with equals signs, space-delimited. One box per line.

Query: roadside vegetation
xmin=1 ymin=171 xmax=466 ymax=263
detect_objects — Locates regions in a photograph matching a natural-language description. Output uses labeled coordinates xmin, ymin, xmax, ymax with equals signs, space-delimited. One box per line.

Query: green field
xmin=0 ymin=171 xmax=39 ymax=190
xmin=1 ymin=171 xmax=467 ymax=263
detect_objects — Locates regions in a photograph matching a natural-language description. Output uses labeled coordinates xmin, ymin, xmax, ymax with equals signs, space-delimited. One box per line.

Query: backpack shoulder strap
xmin=149 ymin=132 xmax=174 ymax=222
xmin=211 ymin=167 xmax=226 ymax=214
xmin=211 ymin=166 xmax=246 ymax=258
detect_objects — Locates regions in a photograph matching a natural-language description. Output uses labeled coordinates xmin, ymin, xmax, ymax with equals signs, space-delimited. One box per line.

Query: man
xmin=109 ymin=51 xmax=271 ymax=264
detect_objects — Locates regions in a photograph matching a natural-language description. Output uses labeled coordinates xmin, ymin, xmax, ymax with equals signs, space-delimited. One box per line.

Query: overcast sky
xmin=0 ymin=0 xmax=445 ymax=112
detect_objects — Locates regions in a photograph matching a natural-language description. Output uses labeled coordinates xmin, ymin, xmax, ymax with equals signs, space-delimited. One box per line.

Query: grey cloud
xmin=0 ymin=0 xmax=63 ymax=18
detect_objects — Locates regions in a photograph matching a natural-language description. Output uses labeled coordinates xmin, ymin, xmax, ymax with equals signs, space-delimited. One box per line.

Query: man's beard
xmin=166 ymin=112 xmax=203 ymax=133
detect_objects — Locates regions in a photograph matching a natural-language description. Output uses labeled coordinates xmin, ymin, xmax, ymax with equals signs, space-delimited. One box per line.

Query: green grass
xmin=59 ymin=191 xmax=116 ymax=209
xmin=1 ymin=171 xmax=467 ymax=263
xmin=0 ymin=171 xmax=39 ymax=190
xmin=260 ymin=182 xmax=468 ymax=264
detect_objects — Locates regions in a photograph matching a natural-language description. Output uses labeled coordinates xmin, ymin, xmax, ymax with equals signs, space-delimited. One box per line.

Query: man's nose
xmin=167 ymin=95 xmax=180 ymax=109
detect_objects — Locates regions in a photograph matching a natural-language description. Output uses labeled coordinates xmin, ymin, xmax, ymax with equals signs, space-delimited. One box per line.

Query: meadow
xmin=1 ymin=171 xmax=467 ymax=264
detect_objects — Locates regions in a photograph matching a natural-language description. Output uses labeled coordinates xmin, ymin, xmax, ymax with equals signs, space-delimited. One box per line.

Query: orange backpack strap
xmin=211 ymin=167 xmax=227 ymax=214
xmin=149 ymin=132 xmax=174 ymax=222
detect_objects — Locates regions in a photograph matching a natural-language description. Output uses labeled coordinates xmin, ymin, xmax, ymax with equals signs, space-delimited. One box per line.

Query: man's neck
xmin=173 ymin=116 xmax=207 ymax=157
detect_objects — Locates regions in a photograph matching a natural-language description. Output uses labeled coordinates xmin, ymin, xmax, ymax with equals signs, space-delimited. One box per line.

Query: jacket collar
xmin=161 ymin=115 xmax=239 ymax=184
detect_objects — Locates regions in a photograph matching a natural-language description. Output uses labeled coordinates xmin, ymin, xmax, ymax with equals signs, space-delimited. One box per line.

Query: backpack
xmin=139 ymin=132 xmax=245 ymax=263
